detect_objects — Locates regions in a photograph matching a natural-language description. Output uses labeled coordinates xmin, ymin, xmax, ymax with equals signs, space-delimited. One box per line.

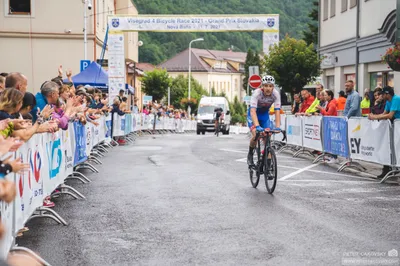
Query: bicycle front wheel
xmin=264 ymin=147 xmax=277 ymax=194
xmin=249 ymin=140 xmax=261 ymax=188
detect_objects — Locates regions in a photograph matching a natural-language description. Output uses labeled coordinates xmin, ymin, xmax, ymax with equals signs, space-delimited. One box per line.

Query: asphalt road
xmin=18 ymin=133 xmax=400 ymax=266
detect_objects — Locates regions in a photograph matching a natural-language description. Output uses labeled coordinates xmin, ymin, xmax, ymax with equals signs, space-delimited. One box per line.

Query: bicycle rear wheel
xmin=216 ymin=121 xmax=220 ymax=137
xmin=249 ymin=140 xmax=261 ymax=188
xmin=264 ymin=147 xmax=277 ymax=194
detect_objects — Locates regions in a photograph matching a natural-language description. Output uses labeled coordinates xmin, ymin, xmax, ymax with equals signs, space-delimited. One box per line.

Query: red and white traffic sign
xmin=249 ymin=74 xmax=262 ymax=89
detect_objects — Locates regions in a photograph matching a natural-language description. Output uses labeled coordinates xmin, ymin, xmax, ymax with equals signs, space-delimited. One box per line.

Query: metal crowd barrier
xmin=271 ymin=115 xmax=399 ymax=183
xmin=196 ymin=114 xmax=398 ymax=183
xmin=0 ymin=114 xmax=197 ymax=265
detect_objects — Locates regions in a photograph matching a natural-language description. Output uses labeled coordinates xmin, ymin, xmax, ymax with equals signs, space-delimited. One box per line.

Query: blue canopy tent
xmin=64 ymin=61 xmax=134 ymax=94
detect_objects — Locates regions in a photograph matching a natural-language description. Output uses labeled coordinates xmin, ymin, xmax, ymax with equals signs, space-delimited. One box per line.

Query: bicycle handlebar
xmin=255 ymin=129 xmax=287 ymax=142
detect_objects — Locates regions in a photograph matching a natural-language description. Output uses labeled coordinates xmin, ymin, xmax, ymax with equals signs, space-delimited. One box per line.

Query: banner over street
xmin=108 ymin=15 xmax=279 ymax=32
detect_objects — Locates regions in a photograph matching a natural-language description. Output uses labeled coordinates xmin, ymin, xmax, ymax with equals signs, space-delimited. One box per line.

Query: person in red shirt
xmin=317 ymin=90 xmax=337 ymax=116
xmin=298 ymin=89 xmax=315 ymax=113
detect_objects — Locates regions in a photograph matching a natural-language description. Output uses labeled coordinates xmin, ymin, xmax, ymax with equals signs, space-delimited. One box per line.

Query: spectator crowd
xmin=0 ymin=65 xmax=141 ymax=265
xmin=291 ymin=80 xmax=400 ymax=178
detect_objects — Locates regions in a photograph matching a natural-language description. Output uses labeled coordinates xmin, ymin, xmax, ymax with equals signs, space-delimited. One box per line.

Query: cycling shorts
xmin=247 ymin=116 xmax=273 ymax=130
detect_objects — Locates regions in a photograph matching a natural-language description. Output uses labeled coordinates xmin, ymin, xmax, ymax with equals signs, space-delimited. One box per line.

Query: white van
xmin=196 ymin=96 xmax=231 ymax=135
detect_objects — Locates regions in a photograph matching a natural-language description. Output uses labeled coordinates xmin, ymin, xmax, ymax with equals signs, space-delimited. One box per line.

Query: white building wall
xmin=169 ymin=72 xmax=243 ymax=102
xmin=319 ymin=0 xmax=399 ymax=94
xmin=359 ymin=0 xmax=395 ymax=38
xmin=320 ymin=0 xmax=357 ymax=47
xmin=0 ymin=0 xmax=138 ymax=92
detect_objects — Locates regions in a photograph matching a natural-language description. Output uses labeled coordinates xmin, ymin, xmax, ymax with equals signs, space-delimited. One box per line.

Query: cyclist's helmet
xmin=262 ymin=75 xmax=275 ymax=85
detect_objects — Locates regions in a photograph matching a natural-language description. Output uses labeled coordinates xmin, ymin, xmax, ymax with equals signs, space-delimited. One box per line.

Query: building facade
xmin=319 ymin=0 xmax=399 ymax=95
xmin=158 ymin=48 xmax=245 ymax=102
xmin=0 ymin=0 xmax=139 ymax=92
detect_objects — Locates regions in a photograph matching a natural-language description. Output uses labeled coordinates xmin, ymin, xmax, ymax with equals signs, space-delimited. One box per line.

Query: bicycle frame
xmin=255 ymin=131 xmax=273 ymax=164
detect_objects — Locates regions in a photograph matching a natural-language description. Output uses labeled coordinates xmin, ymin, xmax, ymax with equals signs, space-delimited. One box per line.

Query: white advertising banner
xmin=85 ymin=124 xmax=93 ymax=157
xmin=42 ymin=131 xmax=66 ymax=196
xmin=108 ymin=15 xmax=280 ymax=32
xmin=108 ymin=32 xmax=126 ymax=105
xmin=302 ymin=115 xmax=323 ymax=151
xmin=63 ymin=125 xmax=74 ymax=177
xmin=394 ymin=120 xmax=400 ymax=167
xmin=263 ymin=31 xmax=280 ymax=55
xmin=286 ymin=115 xmax=302 ymax=146
xmin=112 ymin=113 xmax=125 ymax=137
xmin=14 ymin=134 xmax=46 ymax=232
xmin=347 ymin=118 xmax=391 ymax=165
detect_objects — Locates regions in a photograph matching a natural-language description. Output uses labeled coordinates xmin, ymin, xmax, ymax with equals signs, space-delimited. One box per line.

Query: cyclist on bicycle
xmin=214 ymin=106 xmax=223 ymax=134
xmin=247 ymin=75 xmax=281 ymax=166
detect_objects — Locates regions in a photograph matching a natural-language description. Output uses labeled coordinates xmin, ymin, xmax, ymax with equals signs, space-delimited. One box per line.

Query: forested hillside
xmin=134 ymin=0 xmax=313 ymax=64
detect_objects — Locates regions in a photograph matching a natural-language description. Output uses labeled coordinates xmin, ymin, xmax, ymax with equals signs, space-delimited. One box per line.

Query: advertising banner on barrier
xmin=85 ymin=124 xmax=93 ymax=158
xmin=63 ymin=125 xmax=74 ymax=177
xmin=105 ymin=115 xmax=112 ymax=140
xmin=124 ymin=114 xmax=132 ymax=135
xmin=112 ymin=113 xmax=125 ymax=137
xmin=98 ymin=116 xmax=106 ymax=143
xmin=14 ymin=135 xmax=45 ymax=233
xmin=286 ymin=115 xmax=302 ymax=146
xmin=43 ymin=132 xmax=66 ymax=196
xmin=302 ymin=116 xmax=322 ymax=151
xmin=394 ymin=120 xmax=400 ymax=167
xmin=73 ymin=122 xmax=88 ymax=165
xmin=322 ymin=117 xmax=349 ymax=158
xmin=347 ymin=118 xmax=391 ymax=165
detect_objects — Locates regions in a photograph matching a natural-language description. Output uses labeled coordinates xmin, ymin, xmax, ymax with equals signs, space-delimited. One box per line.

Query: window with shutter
xmin=341 ymin=0 xmax=348 ymax=12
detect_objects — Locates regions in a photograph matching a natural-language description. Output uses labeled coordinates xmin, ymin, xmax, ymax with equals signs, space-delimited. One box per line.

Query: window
xmin=345 ymin=73 xmax=356 ymax=88
xmin=323 ymin=0 xmax=329 ymax=20
xmin=341 ymin=0 xmax=348 ymax=12
xmin=327 ymin=76 xmax=335 ymax=90
xmin=350 ymin=0 xmax=357 ymax=8
xmin=330 ymin=0 xmax=336 ymax=17
xmin=370 ymin=72 xmax=394 ymax=89
xmin=9 ymin=0 xmax=31 ymax=14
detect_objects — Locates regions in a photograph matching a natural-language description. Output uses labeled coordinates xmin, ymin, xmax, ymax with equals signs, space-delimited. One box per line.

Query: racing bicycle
xmin=248 ymin=129 xmax=285 ymax=194
xmin=214 ymin=115 xmax=223 ymax=137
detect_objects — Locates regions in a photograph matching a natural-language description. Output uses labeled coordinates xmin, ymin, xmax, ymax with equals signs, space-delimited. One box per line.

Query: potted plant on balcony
xmin=382 ymin=43 xmax=400 ymax=71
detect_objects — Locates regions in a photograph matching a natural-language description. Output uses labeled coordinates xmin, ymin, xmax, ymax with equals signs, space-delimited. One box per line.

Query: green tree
xmin=263 ymin=35 xmax=321 ymax=95
xmin=140 ymin=68 xmax=172 ymax=102
xmin=303 ymin=1 xmax=318 ymax=48
xmin=169 ymin=75 xmax=208 ymax=113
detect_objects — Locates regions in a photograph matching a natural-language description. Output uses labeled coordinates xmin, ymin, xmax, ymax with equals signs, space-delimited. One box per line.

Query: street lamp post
xmin=188 ymin=38 xmax=204 ymax=113
xmin=82 ymin=0 xmax=92 ymax=60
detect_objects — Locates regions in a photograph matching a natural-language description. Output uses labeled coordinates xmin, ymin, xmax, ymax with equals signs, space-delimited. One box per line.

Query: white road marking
xmin=235 ymin=157 xmax=372 ymax=180
xmin=279 ymin=164 xmax=321 ymax=180
xmin=221 ymin=149 xmax=302 ymax=159
xmin=279 ymin=180 xmax=375 ymax=183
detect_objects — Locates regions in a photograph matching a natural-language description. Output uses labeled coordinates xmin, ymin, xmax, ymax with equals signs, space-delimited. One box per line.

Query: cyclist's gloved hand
xmin=273 ymin=127 xmax=281 ymax=132
xmin=255 ymin=126 xmax=264 ymax=132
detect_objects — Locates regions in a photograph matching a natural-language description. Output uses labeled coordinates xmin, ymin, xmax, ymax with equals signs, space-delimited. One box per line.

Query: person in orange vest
xmin=337 ymin=91 xmax=347 ymax=111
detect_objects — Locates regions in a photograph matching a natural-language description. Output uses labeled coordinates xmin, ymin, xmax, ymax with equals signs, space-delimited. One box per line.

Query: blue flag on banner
xmin=322 ymin=117 xmax=349 ymax=158
xmin=73 ymin=122 xmax=88 ymax=165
